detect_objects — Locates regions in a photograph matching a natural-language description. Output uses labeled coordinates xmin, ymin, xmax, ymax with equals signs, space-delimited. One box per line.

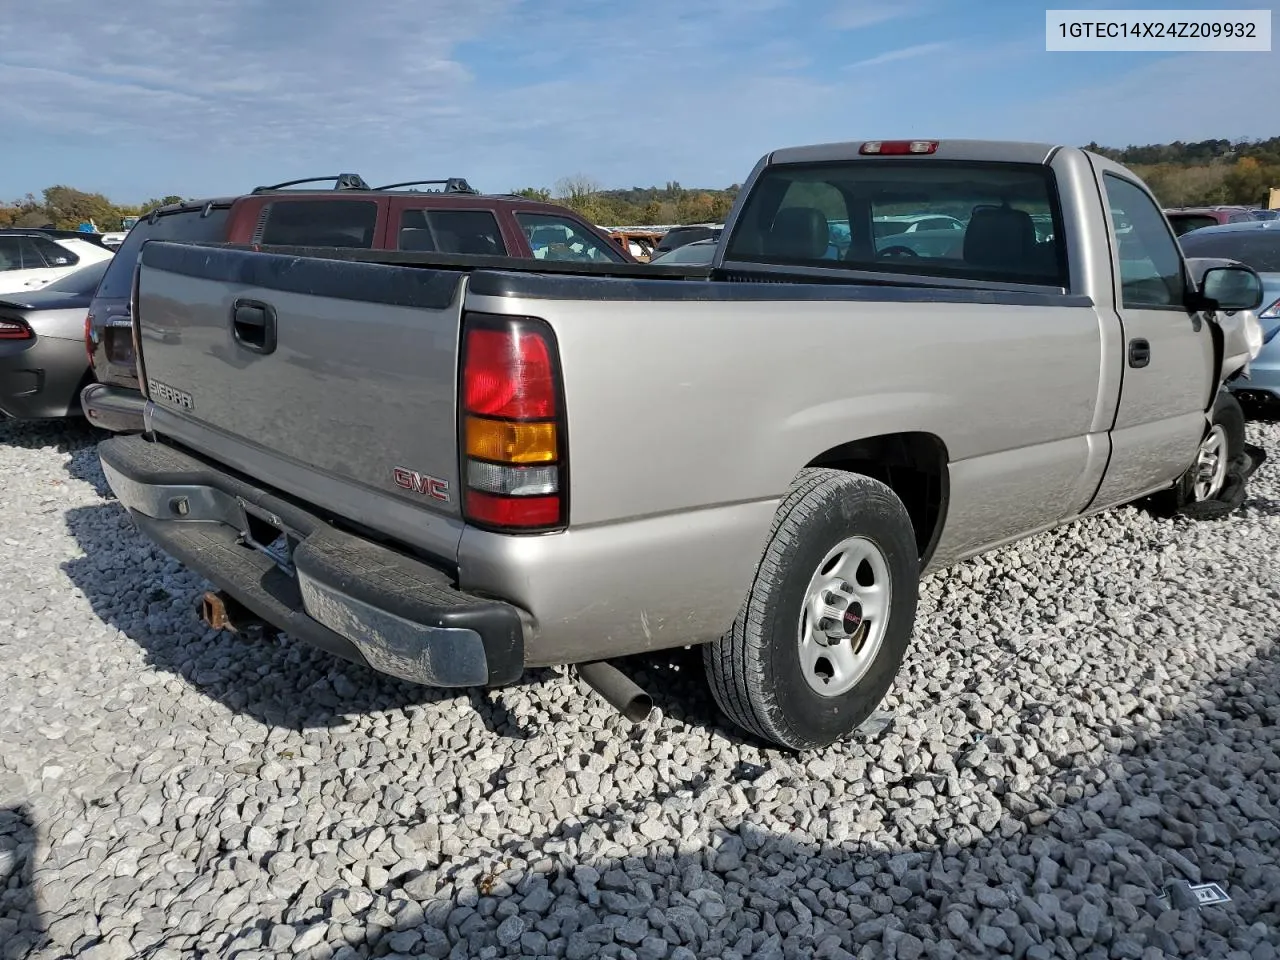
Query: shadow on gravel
xmin=60 ymin=501 xmax=563 ymax=741
xmin=192 ymin=642 xmax=1280 ymax=960
xmin=0 ymin=804 xmax=44 ymax=960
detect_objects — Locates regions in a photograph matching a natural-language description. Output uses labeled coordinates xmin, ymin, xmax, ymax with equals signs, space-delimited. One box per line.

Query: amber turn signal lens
xmin=465 ymin=415 xmax=557 ymax=464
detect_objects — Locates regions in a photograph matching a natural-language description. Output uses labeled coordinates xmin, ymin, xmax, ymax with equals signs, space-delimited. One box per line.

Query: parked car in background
xmin=0 ymin=229 xmax=114 ymax=295
xmin=1165 ymin=205 xmax=1256 ymax=237
xmin=1249 ymin=208 xmax=1279 ymax=222
xmin=96 ymin=138 xmax=1265 ymax=751
xmin=1179 ymin=221 xmax=1280 ymax=410
xmin=608 ymin=229 xmax=664 ymax=261
xmin=651 ymin=223 xmax=723 ymax=257
xmin=872 ymin=214 xmax=965 ymax=237
xmin=82 ymin=173 xmax=633 ymax=433
xmin=648 ymin=237 xmax=718 ymax=265
xmin=0 ymin=259 xmax=110 ymax=421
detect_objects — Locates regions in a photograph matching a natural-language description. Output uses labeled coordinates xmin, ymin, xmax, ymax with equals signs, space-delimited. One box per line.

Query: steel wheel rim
xmin=1193 ymin=424 xmax=1229 ymax=502
xmin=797 ymin=535 xmax=892 ymax=697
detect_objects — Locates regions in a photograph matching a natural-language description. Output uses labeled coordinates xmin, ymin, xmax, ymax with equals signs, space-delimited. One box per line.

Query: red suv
xmin=82 ymin=175 xmax=632 ymax=432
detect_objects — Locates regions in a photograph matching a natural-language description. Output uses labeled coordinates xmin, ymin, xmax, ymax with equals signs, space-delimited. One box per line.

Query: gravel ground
xmin=1 ymin=417 xmax=1278 ymax=960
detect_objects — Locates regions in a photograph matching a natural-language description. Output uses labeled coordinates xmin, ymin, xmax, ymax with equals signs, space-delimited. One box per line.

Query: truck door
xmin=1087 ymin=166 xmax=1216 ymax=509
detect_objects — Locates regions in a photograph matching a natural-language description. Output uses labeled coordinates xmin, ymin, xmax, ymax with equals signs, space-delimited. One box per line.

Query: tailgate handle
xmin=1128 ymin=338 xmax=1150 ymax=368
xmin=231 ymin=299 xmax=277 ymax=355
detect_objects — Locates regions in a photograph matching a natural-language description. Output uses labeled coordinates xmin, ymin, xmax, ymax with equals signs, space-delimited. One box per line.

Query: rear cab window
xmin=724 ymin=159 xmax=1069 ymax=288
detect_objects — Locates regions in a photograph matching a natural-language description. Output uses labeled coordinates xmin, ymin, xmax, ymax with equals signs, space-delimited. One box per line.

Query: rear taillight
xmin=84 ymin=312 xmax=94 ymax=365
xmin=460 ymin=314 xmax=566 ymax=532
xmin=1260 ymin=298 xmax=1280 ymax=322
xmin=0 ymin=319 xmax=33 ymax=340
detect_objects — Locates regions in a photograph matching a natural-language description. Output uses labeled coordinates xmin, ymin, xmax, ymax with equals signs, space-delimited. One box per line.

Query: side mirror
xmin=1197 ymin=264 xmax=1264 ymax=313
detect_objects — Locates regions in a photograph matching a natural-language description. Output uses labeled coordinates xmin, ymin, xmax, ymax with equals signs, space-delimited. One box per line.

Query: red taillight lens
xmin=460 ymin=315 xmax=566 ymax=532
xmin=0 ymin=319 xmax=33 ymax=340
xmin=84 ymin=312 xmax=94 ymax=364
xmin=860 ymin=140 xmax=939 ymax=155
xmin=464 ymin=491 xmax=562 ymax=528
xmin=462 ymin=327 xmax=557 ymax=419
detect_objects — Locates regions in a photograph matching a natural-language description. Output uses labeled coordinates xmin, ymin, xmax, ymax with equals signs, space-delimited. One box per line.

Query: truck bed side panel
xmin=460 ymin=281 xmax=1107 ymax=653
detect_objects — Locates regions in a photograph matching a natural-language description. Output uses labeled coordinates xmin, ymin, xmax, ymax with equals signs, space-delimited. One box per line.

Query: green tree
xmin=42 ymin=185 xmax=116 ymax=230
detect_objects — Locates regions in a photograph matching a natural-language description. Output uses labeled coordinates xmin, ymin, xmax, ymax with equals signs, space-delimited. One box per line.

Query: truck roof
xmin=768 ymin=139 xmax=1062 ymax=166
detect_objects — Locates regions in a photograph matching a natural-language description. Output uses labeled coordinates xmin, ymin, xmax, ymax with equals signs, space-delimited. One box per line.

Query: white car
xmin=0 ymin=232 xmax=114 ymax=295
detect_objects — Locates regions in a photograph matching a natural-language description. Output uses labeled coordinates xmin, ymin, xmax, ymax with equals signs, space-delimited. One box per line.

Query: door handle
xmin=1128 ymin=338 xmax=1150 ymax=368
xmin=231 ymin=298 xmax=277 ymax=355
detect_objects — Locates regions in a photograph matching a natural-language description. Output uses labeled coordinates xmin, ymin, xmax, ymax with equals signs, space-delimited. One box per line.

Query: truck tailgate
xmin=135 ymin=242 xmax=468 ymax=562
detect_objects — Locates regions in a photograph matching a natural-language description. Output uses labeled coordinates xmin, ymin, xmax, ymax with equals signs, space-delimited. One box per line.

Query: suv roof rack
xmin=252 ymin=174 xmax=371 ymax=194
xmin=371 ymin=178 xmax=478 ymax=194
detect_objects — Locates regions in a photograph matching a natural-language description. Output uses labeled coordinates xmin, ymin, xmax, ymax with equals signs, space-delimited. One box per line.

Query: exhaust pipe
xmin=576 ymin=660 xmax=653 ymax=723
xmin=199 ymin=590 xmax=263 ymax=635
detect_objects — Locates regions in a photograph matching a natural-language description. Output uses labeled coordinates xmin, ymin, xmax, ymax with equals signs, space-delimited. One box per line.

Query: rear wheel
xmin=704 ymin=468 xmax=920 ymax=750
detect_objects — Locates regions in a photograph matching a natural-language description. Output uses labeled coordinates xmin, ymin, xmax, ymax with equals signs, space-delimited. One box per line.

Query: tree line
xmin=1086 ymin=136 xmax=1280 ymax=208
xmin=0 ymin=187 xmax=184 ymax=232
xmin=3 ymin=137 xmax=1276 ymax=233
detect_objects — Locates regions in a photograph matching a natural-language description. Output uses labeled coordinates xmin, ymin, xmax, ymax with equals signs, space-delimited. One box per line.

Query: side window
xmin=32 ymin=237 xmax=79 ymax=267
xmin=1101 ymin=174 xmax=1186 ymax=308
xmin=0 ymin=237 xmax=21 ymax=271
xmin=257 ymin=199 xmax=378 ymax=248
xmin=16 ymin=238 xmax=49 ymax=269
xmin=399 ymin=209 xmax=507 ymax=256
xmin=515 ymin=214 xmax=624 ymax=263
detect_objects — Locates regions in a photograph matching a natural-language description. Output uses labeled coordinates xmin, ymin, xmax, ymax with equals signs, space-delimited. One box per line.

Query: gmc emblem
xmin=392 ymin=467 xmax=451 ymax=502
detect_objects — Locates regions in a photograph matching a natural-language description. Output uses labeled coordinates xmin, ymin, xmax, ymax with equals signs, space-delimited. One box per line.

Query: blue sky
xmin=1 ymin=0 xmax=1277 ymax=203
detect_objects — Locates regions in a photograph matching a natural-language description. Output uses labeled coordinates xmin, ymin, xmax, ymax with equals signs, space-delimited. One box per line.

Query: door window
xmin=1101 ymin=174 xmax=1186 ymax=309
xmin=516 ymin=214 xmax=625 ymax=263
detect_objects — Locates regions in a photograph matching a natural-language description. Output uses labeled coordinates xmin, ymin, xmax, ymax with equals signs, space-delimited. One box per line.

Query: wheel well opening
xmin=806 ymin=432 xmax=949 ymax=563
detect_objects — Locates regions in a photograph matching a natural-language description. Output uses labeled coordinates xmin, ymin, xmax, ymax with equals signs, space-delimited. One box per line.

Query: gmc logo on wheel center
xmin=392 ymin=467 xmax=451 ymax=502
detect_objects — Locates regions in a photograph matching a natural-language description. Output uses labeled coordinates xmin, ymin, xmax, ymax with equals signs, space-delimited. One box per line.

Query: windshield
xmin=41 ymin=258 xmax=111 ymax=295
xmin=1178 ymin=229 xmax=1280 ymax=273
xmin=95 ymin=205 xmax=231 ymax=299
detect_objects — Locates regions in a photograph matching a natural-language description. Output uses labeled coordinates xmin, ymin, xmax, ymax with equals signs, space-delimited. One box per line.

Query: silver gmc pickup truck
xmin=96 ymin=139 xmax=1267 ymax=751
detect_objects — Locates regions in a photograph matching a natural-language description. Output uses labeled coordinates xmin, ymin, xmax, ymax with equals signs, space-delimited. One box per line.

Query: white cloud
xmin=845 ymin=42 xmax=951 ymax=69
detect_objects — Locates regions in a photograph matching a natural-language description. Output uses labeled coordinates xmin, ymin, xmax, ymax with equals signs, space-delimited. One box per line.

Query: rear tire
xmin=704 ymin=468 xmax=920 ymax=751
